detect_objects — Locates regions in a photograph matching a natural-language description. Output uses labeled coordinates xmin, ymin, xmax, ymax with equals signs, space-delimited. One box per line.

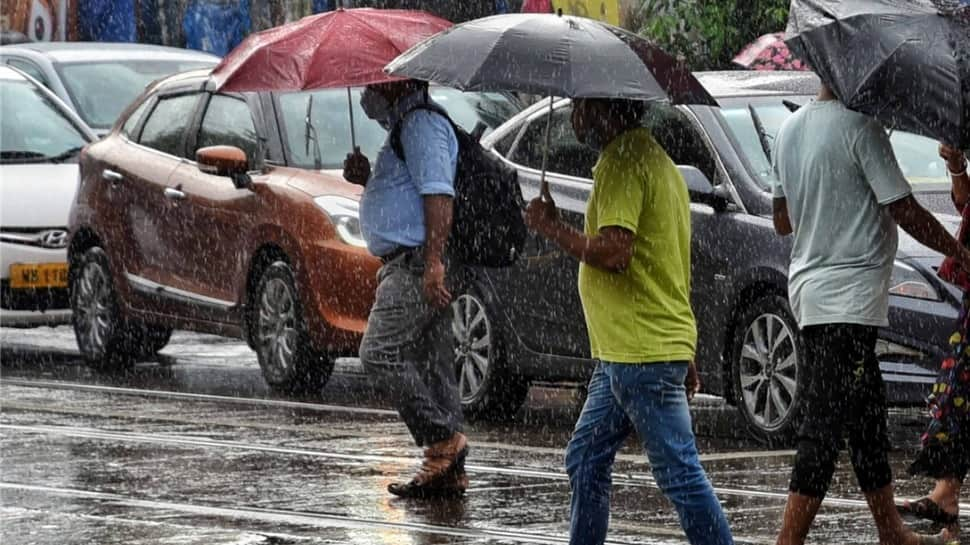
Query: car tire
xmin=730 ymin=295 xmax=805 ymax=444
xmin=451 ymin=288 xmax=529 ymax=421
xmin=253 ymin=261 xmax=334 ymax=395
xmin=70 ymin=247 xmax=141 ymax=371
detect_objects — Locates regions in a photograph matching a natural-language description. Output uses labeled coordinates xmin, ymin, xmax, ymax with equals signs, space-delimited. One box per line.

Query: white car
xmin=0 ymin=66 xmax=96 ymax=327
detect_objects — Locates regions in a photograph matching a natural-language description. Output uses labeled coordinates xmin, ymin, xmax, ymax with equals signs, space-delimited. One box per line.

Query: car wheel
xmin=731 ymin=295 xmax=804 ymax=444
xmin=70 ymin=247 xmax=138 ymax=371
xmin=451 ymin=290 xmax=529 ymax=421
xmin=253 ymin=261 xmax=334 ymax=395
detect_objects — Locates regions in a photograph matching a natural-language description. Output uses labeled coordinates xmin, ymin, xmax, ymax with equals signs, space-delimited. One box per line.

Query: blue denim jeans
xmin=565 ymin=362 xmax=734 ymax=545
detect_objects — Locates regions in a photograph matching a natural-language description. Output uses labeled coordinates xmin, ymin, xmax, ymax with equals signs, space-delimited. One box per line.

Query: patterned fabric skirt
xmin=909 ymin=292 xmax=970 ymax=480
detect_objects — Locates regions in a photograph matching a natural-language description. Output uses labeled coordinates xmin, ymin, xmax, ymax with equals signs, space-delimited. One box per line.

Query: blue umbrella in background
xmin=183 ymin=0 xmax=252 ymax=56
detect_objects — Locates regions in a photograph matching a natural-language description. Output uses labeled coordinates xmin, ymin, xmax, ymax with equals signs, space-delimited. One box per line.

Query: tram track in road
xmin=0 ymin=482 xmax=775 ymax=544
xmin=0 ymin=422 xmax=885 ymax=511
xmin=1 ymin=377 xmax=796 ymax=464
xmin=0 ymin=377 xmax=400 ymax=417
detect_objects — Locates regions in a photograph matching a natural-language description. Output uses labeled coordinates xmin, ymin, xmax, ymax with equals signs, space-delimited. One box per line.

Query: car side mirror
xmin=679 ymin=165 xmax=728 ymax=212
xmin=197 ymin=145 xmax=251 ymax=189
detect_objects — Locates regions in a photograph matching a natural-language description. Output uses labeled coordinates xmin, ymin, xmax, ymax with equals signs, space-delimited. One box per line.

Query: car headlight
xmin=889 ymin=260 xmax=940 ymax=301
xmin=313 ymin=195 xmax=367 ymax=248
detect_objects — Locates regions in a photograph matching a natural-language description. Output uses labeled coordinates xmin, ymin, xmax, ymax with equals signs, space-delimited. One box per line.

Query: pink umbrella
xmin=733 ymin=32 xmax=810 ymax=71
xmin=521 ymin=0 xmax=552 ymax=13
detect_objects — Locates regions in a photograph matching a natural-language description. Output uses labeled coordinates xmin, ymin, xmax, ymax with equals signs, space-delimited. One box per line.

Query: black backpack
xmin=390 ymin=103 xmax=527 ymax=268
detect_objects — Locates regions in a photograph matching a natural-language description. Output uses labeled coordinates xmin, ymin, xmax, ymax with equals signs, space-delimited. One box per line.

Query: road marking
xmin=1 ymin=379 xmax=797 ymax=463
xmin=1 ymin=422 xmax=918 ymax=511
xmin=0 ymin=378 xmax=399 ymax=417
xmin=3 ymin=481 xmax=690 ymax=545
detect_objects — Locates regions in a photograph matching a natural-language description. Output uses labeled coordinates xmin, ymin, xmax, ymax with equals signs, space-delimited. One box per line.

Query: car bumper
xmin=0 ymin=243 xmax=70 ymax=324
xmin=300 ymin=240 xmax=380 ymax=356
xmin=880 ymin=293 xmax=959 ymax=404
xmin=0 ymin=308 xmax=71 ymax=327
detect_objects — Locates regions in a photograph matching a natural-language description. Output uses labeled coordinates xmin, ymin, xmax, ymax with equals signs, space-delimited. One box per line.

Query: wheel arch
xmin=720 ymin=267 xmax=790 ymax=404
xmin=242 ymin=242 xmax=293 ymax=349
xmin=68 ymin=227 xmax=104 ymax=267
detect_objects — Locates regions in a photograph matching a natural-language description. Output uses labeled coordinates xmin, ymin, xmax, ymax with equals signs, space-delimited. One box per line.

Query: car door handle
xmin=102 ymin=169 xmax=123 ymax=186
xmin=163 ymin=188 xmax=186 ymax=201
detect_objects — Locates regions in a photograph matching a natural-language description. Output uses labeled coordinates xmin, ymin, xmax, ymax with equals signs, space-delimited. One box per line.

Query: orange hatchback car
xmin=68 ymin=69 xmax=520 ymax=393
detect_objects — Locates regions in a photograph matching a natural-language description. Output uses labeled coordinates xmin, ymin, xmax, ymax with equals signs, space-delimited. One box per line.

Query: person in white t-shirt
xmin=771 ymin=82 xmax=970 ymax=545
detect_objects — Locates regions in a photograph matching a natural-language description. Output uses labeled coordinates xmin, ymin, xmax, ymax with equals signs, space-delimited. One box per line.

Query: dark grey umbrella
xmin=386 ymin=13 xmax=716 ymax=196
xmin=786 ymin=0 xmax=970 ymax=148
xmin=385 ymin=13 xmax=715 ymax=103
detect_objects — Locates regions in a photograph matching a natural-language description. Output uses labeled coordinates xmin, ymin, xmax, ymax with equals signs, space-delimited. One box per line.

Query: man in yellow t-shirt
xmin=525 ymin=98 xmax=733 ymax=545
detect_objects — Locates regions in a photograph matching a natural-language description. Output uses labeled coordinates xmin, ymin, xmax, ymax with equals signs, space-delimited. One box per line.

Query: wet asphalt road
xmin=0 ymin=327 xmax=965 ymax=544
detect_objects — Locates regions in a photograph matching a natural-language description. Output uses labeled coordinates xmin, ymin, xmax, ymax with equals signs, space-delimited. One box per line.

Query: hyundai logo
xmin=39 ymin=230 xmax=68 ymax=249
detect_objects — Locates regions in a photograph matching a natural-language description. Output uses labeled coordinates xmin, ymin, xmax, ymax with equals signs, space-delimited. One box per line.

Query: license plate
xmin=9 ymin=263 xmax=69 ymax=289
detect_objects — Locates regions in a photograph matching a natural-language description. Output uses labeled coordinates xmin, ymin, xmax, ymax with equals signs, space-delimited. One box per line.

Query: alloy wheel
xmin=74 ymin=261 xmax=113 ymax=353
xmin=452 ymin=294 xmax=493 ymax=403
xmin=257 ymin=277 xmax=298 ymax=376
xmin=738 ymin=313 xmax=799 ymax=431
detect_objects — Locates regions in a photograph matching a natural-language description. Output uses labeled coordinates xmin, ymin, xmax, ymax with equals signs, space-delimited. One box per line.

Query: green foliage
xmin=631 ymin=0 xmax=790 ymax=71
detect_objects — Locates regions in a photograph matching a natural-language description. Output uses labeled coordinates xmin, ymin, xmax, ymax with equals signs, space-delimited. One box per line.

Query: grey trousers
xmin=358 ymin=251 xmax=463 ymax=447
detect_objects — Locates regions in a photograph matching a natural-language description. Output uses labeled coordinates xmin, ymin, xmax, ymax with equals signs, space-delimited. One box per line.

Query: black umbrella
xmin=386 ymin=13 xmax=716 ymax=196
xmin=785 ymin=0 xmax=970 ymax=148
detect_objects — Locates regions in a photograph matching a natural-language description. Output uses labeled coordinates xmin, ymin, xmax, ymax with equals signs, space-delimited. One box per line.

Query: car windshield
xmin=56 ymin=60 xmax=216 ymax=129
xmin=277 ymin=87 xmax=521 ymax=170
xmin=0 ymin=79 xmax=88 ymax=164
xmin=719 ymin=96 xmax=951 ymax=192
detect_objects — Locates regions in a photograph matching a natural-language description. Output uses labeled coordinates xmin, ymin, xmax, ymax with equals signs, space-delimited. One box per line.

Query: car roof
xmin=695 ymin=70 xmax=820 ymax=98
xmin=0 ymin=42 xmax=220 ymax=64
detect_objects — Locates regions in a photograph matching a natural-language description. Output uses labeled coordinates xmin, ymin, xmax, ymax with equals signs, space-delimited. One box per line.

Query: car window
xmin=0 ymin=79 xmax=88 ymax=163
xmin=718 ymin=96 xmax=950 ymax=192
xmin=277 ymin=87 xmax=521 ymax=170
xmin=138 ymin=94 xmax=201 ymax=158
xmin=6 ymin=58 xmax=49 ymax=87
xmin=719 ymin=100 xmax=795 ymax=190
xmin=492 ymin=125 xmax=522 ymax=158
xmin=121 ymin=99 xmax=152 ymax=140
xmin=512 ymin=106 xmax=598 ymax=179
xmin=641 ymin=103 xmax=718 ymax=183
xmin=427 ymin=87 xmax=520 ymax=139
xmin=55 ymin=60 xmax=217 ymax=130
xmin=196 ymin=94 xmax=258 ymax=167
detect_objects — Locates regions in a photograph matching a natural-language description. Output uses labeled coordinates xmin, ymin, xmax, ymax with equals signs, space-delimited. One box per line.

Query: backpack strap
xmin=390 ymin=102 xmax=455 ymax=163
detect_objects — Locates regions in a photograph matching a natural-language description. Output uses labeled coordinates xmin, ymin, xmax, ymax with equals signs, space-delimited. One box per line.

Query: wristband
xmin=949 ymin=162 xmax=969 ymax=178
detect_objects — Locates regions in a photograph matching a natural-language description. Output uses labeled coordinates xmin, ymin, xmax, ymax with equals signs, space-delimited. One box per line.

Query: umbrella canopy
xmin=785 ymin=0 xmax=970 ymax=148
xmin=386 ymin=13 xmax=716 ymax=105
xmin=734 ymin=32 xmax=810 ymax=71
xmin=211 ymin=8 xmax=452 ymax=92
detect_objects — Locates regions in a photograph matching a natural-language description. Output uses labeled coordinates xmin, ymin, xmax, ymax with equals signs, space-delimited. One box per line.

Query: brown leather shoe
xmin=388 ymin=433 xmax=469 ymax=499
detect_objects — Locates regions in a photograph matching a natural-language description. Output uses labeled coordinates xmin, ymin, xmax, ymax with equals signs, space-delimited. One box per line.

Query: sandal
xmin=898 ymin=497 xmax=959 ymax=526
xmin=917 ymin=531 xmax=957 ymax=545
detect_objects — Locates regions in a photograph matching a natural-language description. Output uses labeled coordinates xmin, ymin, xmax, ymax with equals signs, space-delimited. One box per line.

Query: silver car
xmin=459 ymin=71 xmax=958 ymax=442
xmin=0 ymin=42 xmax=218 ymax=136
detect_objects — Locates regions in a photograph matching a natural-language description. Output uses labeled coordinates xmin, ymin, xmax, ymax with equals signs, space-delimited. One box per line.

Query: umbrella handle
xmin=539 ymin=97 xmax=554 ymax=202
xmin=347 ymin=87 xmax=358 ymax=151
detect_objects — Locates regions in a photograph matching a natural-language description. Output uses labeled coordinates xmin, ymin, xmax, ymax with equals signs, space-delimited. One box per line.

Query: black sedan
xmin=452 ymin=71 xmax=958 ymax=442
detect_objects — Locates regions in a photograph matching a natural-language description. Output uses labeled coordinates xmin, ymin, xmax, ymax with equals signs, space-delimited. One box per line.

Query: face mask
xmin=578 ymin=130 xmax=608 ymax=152
xmin=360 ymin=88 xmax=392 ymax=123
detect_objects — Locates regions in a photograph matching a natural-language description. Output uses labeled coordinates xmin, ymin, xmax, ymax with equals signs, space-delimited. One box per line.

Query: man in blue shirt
xmin=344 ymin=79 xmax=466 ymax=499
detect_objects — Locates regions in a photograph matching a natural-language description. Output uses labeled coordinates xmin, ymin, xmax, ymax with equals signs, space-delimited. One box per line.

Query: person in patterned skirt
xmin=901 ymin=144 xmax=970 ymax=533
